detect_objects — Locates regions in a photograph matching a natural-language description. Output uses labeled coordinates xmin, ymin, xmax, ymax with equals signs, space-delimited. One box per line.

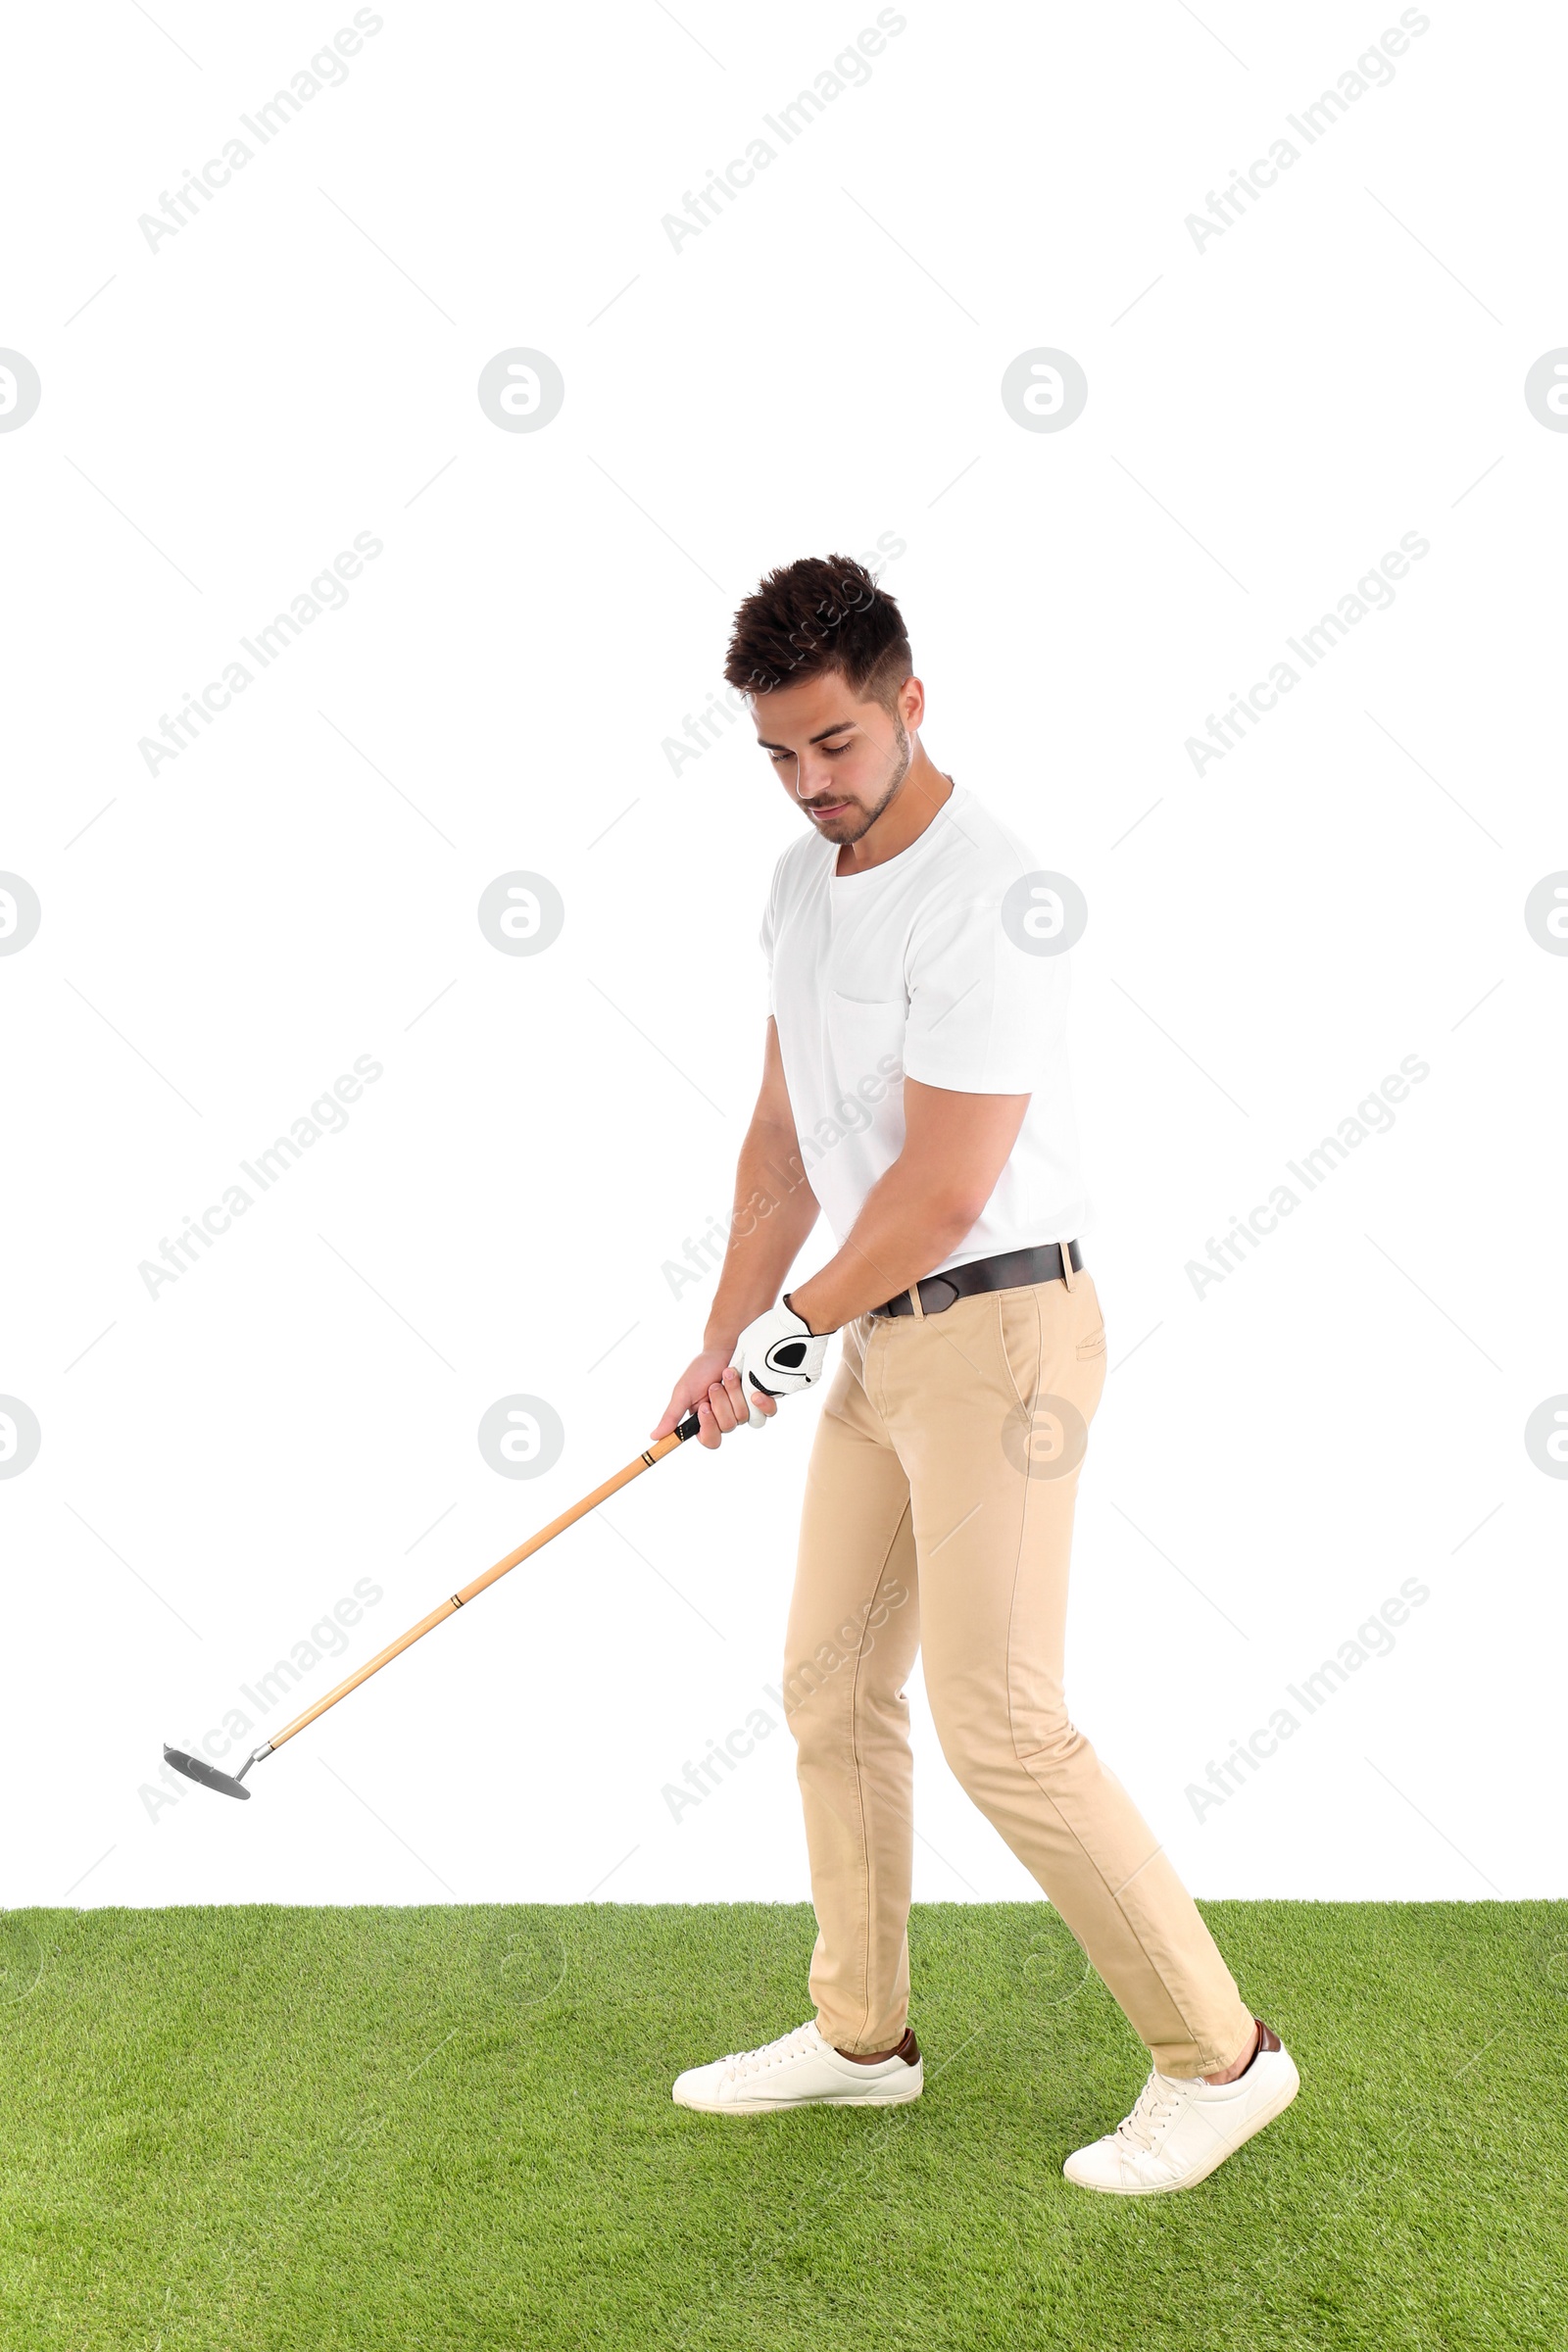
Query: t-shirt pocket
xmin=824 ymin=992 xmax=906 ymax=1132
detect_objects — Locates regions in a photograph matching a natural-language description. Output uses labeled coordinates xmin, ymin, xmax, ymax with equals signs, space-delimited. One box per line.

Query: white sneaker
xmin=672 ymin=2020 xmax=922 ymax=2116
xmin=1063 ymin=2021 xmax=1298 ymax=2194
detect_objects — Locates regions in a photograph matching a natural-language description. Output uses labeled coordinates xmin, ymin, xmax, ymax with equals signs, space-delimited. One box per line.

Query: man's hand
xmin=651 ymin=1347 xmax=778 ymax=1450
xmin=730 ymin=1300 xmax=830 ymax=1428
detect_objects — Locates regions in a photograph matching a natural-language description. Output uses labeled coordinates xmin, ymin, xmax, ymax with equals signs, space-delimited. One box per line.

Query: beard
xmin=808 ymin=716 xmax=911 ymax=842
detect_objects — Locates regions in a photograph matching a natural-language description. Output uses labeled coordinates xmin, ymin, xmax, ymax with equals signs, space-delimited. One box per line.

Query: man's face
xmin=751 ymin=669 xmax=915 ymax=845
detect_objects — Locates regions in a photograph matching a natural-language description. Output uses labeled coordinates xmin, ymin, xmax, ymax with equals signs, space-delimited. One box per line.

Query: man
xmin=652 ymin=556 xmax=1298 ymax=2193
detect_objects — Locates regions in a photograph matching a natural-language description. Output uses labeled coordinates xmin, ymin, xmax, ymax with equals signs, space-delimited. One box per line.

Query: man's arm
xmin=651 ymin=1019 xmax=820 ymax=1444
xmin=787 ymin=1078 xmax=1028 ymax=1336
xmin=704 ymin=1017 xmax=822 ymax=1348
xmin=654 ymin=1028 xmax=1028 ymax=1445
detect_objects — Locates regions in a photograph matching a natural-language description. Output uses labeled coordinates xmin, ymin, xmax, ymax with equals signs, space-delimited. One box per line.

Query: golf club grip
xmin=266 ymin=1413 xmax=703 ymax=1752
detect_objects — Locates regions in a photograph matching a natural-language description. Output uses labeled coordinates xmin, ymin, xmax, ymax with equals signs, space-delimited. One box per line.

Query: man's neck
xmin=835 ymin=747 xmax=954 ymax=877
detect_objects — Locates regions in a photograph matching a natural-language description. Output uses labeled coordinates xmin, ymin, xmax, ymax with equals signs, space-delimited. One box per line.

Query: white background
xmin=2 ymin=0 xmax=1564 ymax=1914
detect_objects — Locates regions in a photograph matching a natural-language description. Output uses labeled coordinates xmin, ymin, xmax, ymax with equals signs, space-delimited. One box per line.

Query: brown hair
xmin=723 ymin=554 xmax=912 ymax=713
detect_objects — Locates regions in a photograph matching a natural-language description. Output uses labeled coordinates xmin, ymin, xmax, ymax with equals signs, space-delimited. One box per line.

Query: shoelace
xmin=719 ymin=2023 xmax=820 ymax=2082
xmin=1113 ymin=2073 xmax=1188 ymax=2153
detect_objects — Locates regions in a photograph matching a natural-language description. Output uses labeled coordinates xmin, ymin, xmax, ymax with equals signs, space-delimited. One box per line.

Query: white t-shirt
xmin=760 ymin=782 xmax=1090 ymax=1279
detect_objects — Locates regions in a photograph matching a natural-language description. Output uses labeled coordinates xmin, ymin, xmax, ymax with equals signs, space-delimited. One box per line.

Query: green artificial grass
xmin=1 ymin=1900 xmax=1564 ymax=2350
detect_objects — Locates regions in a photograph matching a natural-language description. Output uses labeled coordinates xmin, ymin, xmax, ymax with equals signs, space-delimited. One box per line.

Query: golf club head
xmin=163 ymin=1742 xmax=252 ymax=1800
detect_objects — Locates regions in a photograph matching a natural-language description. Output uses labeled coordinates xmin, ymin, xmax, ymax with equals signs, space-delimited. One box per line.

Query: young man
xmin=651 ymin=556 xmax=1298 ymax=2193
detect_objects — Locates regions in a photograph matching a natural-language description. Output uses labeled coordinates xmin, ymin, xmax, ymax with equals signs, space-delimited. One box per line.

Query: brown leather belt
xmin=871 ymin=1240 xmax=1084 ymax=1319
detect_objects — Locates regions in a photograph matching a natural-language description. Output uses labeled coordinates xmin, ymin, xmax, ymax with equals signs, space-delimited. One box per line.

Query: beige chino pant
xmin=782 ymin=1262 xmax=1254 ymax=2080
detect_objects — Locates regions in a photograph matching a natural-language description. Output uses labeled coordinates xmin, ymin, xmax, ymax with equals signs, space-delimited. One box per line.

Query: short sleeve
xmin=901 ymin=884 xmax=1069 ymax=1094
xmin=760 ymin=874 xmax=776 ymax=1016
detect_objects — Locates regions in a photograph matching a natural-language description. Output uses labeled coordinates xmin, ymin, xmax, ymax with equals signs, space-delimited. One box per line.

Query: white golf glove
xmin=730 ymin=1299 xmax=830 ymax=1429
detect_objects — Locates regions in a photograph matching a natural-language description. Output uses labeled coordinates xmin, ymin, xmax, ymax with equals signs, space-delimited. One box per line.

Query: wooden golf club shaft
xmin=263 ymin=1421 xmax=697 ymax=1756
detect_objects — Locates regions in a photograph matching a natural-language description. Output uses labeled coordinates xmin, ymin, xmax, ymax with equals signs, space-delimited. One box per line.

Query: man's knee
xmin=928 ymin=1677 xmax=1083 ymax=1788
xmin=782 ymin=1606 xmax=882 ymax=1718
xmin=1011 ymin=1716 xmax=1088 ymax=1776
xmin=783 ymin=1641 xmax=912 ymax=1755
xmin=780 ymin=1657 xmax=828 ymax=1734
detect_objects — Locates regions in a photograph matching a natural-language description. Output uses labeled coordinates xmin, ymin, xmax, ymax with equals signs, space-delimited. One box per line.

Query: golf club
xmin=164 ymin=1409 xmax=702 ymax=1801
